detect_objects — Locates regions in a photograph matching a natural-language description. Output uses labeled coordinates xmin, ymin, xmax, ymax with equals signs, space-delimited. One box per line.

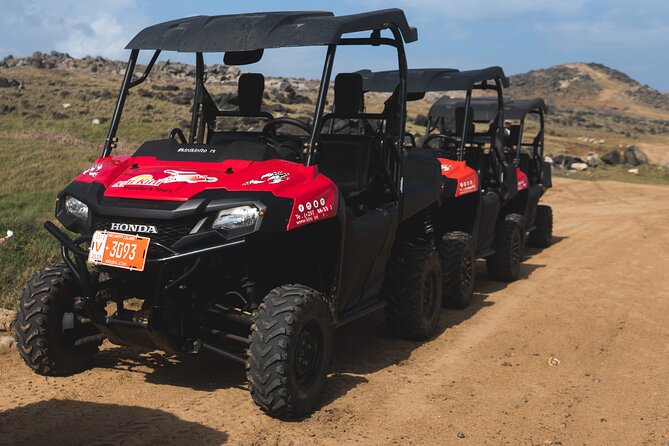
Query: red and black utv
xmin=494 ymin=99 xmax=553 ymax=247
xmin=361 ymin=68 xmax=527 ymax=309
xmin=435 ymin=98 xmax=553 ymax=247
xmin=14 ymin=10 xmax=445 ymax=418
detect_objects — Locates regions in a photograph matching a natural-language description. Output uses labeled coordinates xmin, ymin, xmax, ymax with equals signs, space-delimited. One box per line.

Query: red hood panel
xmin=516 ymin=168 xmax=529 ymax=191
xmin=77 ymin=156 xmax=321 ymax=201
xmin=438 ymin=159 xmax=479 ymax=197
xmin=75 ymin=156 xmax=339 ymax=231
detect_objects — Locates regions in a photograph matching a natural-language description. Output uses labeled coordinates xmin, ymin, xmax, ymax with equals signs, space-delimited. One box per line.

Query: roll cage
xmin=103 ymin=10 xmax=417 ymax=189
xmin=361 ymin=67 xmax=510 ymax=166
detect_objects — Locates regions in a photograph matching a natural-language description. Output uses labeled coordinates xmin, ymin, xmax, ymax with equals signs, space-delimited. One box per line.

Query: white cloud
xmin=0 ymin=0 xmax=149 ymax=59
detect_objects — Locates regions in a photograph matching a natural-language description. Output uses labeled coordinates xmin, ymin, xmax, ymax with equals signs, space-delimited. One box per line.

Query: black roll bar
xmin=103 ymin=49 xmax=139 ymax=157
xmin=307 ymin=44 xmax=337 ymax=166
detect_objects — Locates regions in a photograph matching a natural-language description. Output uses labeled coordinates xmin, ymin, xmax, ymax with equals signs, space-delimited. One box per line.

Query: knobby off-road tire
xmin=385 ymin=239 xmax=443 ymax=341
xmin=528 ymin=204 xmax=553 ymax=248
xmin=247 ymin=284 xmax=333 ymax=419
xmin=14 ymin=265 xmax=100 ymax=376
xmin=486 ymin=214 xmax=525 ymax=282
xmin=439 ymin=231 xmax=475 ymax=309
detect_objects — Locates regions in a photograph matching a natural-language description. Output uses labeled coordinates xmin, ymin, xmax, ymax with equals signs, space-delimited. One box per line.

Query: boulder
xmin=414 ymin=114 xmax=428 ymax=127
xmin=0 ymin=104 xmax=16 ymax=115
xmin=571 ymin=162 xmax=588 ymax=172
xmin=624 ymin=145 xmax=648 ymax=166
xmin=627 ymin=168 xmax=639 ymax=175
xmin=0 ymin=77 xmax=20 ymax=88
xmin=0 ymin=309 xmax=15 ymax=331
xmin=272 ymin=82 xmax=312 ymax=105
xmin=151 ymin=84 xmax=179 ymax=92
xmin=553 ymin=154 xmax=585 ymax=168
xmin=601 ymin=150 xmax=621 ymax=165
xmin=0 ymin=336 xmax=15 ymax=351
xmin=586 ymin=152 xmax=601 ymax=168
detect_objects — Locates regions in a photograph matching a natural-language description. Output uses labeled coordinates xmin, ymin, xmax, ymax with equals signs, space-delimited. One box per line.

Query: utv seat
xmin=208 ymin=73 xmax=271 ymax=146
xmin=319 ymin=135 xmax=374 ymax=197
xmin=318 ymin=74 xmax=375 ymax=197
xmin=323 ymin=73 xmax=380 ymax=136
xmin=518 ymin=152 xmax=531 ymax=174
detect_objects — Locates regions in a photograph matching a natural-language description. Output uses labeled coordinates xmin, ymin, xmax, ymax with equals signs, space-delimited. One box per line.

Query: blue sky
xmin=1 ymin=0 xmax=667 ymax=91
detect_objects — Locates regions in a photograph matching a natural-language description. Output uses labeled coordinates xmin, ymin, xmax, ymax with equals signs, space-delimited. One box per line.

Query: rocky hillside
xmin=508 ymin=63 xmax=669 ymax=111
xmin=0 ymin=52 xmax=668 ymax=165
xmin=503 ymin=63 xmax=669 ymax=166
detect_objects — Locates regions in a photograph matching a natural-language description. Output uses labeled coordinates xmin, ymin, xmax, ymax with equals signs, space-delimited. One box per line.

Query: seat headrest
xmin=238 ymin=73 xmax=265 ymax=114
xmin=334 ymin=73 xmax=364 ymax=116
xmin=508 ymin=125 xmax=521 ymax=144
xmin=455 ymin=107 xmax=475 ymax=141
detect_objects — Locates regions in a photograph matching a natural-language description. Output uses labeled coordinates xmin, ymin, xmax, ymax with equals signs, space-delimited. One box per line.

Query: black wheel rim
xmin=461 ymin=252 xmax=474 ymax=292
xmin=294 ymin=321 xmax=323 ymax=387
xmin=422 ymin=270 xmax=438 ymax=318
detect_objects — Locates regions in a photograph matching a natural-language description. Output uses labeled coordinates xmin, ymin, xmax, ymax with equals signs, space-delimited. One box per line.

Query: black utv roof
xmin=126 ymin=10 xmax=418 ymax=53
xmin=429 ymin=97 xmax=547 ymax=121
xmin=501 ymin=98 xmax=547 ymax=119
xmin=358 ymin=68 xmax=458 ymax=94
xmin=360 ymin=67 xmax=510 ymax=94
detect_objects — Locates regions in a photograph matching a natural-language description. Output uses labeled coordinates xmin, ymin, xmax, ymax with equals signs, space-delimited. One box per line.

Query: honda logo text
xmin=110 ymin=223 xmax=158 ymax=234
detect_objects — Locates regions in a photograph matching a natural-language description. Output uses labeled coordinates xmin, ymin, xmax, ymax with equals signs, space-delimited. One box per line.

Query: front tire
xmin=528 ymin=205 xmax=553 ymax=248
xmin=385 ymin=239 xmax=443 ymax=341
xmin=439 ymin=231 xmax=475 ymax=309
xmin=14 ymin=265 xmax=100 ymax=376
xmin=247 ymin=284 xmax=332 ymax=419
xmin=486 ymin=214 xmax=525 ymax=282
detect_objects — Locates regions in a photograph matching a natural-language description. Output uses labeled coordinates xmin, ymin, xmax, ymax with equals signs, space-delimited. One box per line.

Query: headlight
xmin=213 ymin=205 xmax=260 ymax=231
xmin=64 ymin=196 xmax=89 ymax=221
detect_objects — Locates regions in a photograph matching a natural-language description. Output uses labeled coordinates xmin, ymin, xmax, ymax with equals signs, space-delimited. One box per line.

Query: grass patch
xmin=0 ymin=137 xmax=97 ymax=309
xmin=554 ymin=164 xmax=669 ymax=185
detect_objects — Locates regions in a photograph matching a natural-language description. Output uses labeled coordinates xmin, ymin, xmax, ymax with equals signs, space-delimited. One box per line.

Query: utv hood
xmin=72 ymin=154 xmax=339 ymax=231
xmin=76 ymin=156 xmax=332 ymax=201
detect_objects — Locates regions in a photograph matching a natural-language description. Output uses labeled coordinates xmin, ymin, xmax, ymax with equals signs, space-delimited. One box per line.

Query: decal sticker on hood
xmin=242 ymin=171 xmax=290 ymax=186
xmin=111 ymin=170 xmax=218 ymax=188
xmin=83 ymin=163 xmax=104 ymax=178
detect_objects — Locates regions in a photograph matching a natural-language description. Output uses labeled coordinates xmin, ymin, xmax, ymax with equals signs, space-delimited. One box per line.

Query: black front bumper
xmin=44 ymin=221 xmax=250 ymax=358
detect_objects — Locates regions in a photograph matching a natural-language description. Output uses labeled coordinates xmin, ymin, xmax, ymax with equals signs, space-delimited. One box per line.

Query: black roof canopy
xmin=429 ymin=97 xmax=547 ymax=121
xmin=501 ymin=98 xmax=547 ymax=119
xmin=126 ymin=9 xmax=418 ymax=53
xmin=360 ymin=67 xmax=510 ymax=94
xmin=359 ymin=68 xmax=459 ymax=93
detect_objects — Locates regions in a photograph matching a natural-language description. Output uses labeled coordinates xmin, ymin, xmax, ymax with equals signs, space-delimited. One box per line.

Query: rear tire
xmin=14 ymin=265 xmax=100 ymax=376
xmin=439 ymin=231 xmax=475 ymax=309
xmin=385 ymin=239 xmax=442 ymax=341
xmin=528 ymin=205 xmax=553 ymax=248
xmin=486 ymin=214 xmax=525 ymax=282
xmin=247 ymin=284 xmax=332 ymax=419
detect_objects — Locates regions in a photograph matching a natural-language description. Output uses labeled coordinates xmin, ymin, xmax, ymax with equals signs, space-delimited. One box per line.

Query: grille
xmin=93 ymin=217 xmax=194 ymax=248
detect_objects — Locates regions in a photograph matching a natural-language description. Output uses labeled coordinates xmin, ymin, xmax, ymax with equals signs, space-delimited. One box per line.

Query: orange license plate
xmin=88 ymin=231 xmax=150 ymax=272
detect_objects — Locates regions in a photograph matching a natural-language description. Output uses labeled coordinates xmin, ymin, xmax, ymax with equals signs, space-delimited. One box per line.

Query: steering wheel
xmin=424 ymin=134 xmax=461 ymax=158
xmin=424 ymin=134 xmax=459 ymax=147
xmin=169 ymin=128 xmax=187 ymax=144
xmin=262 ymin=118 xmax=312 ymax=139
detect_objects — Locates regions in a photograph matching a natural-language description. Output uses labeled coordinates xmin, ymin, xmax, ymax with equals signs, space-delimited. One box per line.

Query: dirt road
xmin=1 ymin=177 xmax=668 ymax=445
